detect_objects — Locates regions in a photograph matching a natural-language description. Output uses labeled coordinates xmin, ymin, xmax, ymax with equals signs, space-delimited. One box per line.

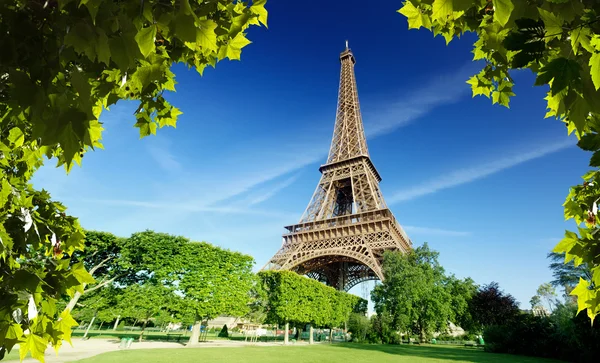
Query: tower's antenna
xmin=345 ymin=40 xmax=349 ymax=49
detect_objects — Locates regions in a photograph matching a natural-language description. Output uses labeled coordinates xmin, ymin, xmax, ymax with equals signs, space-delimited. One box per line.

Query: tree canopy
xmin=371 ymin=243 xmax=474 ymax=340
xmin=258 ymin=270 xmax=364 ymax=329
xmin=1 ymin=0 xmax=267 ymax=360
xmin=398 ymin=0 xmax=600 ymax=322
xmin=467 ymin=281 xmax=520 ymax=332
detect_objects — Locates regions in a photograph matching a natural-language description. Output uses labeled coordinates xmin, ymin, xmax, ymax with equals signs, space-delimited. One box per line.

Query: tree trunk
xmin=309 ymin=325 xmax=314 ymax=344
xmin=131 ymin=319 xmax=138 ymax=331
xmin=113 ymin=315 xmax=120 ymax=331
xmin=139 ymin=319 xmax=148 ymax=342
xmin=344 ymin=321 xmax=347 ymax=342
xmin=65 ymin=291 xmax=82 ymax=313
xmin=284 ymin=322 xmax=289 ymax=345
xmin=329 ymin=327 xmax=333 ymax=344
xmin=83 ymin=314 xmax=96 ymax=339
xmin=188 ymin=320 xmax=202 ymax=346
xmin=98 ymin=321 xmax=104 ymax=331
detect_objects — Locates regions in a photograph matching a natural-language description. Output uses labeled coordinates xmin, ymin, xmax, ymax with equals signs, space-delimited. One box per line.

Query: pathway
xmin=20 ymin=338 xmax=296 ymax=363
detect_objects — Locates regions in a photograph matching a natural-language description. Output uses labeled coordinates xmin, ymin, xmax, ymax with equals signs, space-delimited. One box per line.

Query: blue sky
xmin=34 ymin=1 xmax=589 ymax=309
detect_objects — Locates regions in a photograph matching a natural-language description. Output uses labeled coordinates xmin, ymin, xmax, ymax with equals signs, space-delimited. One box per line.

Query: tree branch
xmin=88 ymin=255 xmax=114 ymax=276
xmin=84 ymin=276 xmax=118 ymax=294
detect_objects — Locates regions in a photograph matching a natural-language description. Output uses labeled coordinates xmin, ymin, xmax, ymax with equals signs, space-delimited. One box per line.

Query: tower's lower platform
xmin=263 ymin=209 xmax=411 ymax=291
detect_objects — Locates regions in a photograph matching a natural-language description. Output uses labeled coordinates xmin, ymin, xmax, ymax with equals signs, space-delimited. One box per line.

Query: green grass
xmin=73 ymin=343 xmax=562 ymax=363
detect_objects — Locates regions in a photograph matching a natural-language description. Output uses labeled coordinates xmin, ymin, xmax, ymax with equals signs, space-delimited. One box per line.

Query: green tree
xmin=244 ymin=275 xmax=268 ymax=324
xmin=372 ymin=244 xmax=453 ymax=342
xmin=258 ymin=270 xmax=363 ymax=344
xmin=1 ymin=0 xmax=267 ymax=359
xmin=347 ymin=313 xmax=370 ymax=343
xmin=117 ymin=284 xmax=174 ymax=342
xmin=397 ymin=0 xmax=600 ymax=322
xmin=537 ymin=282 xmax=558 ymax=312
xmin=530 ymin=295 xmax=542 ymax=309
xmin=446 ymin=275 xmax=478 ymax=331
xmin=65 ymin=230 xmax=125 ymax=312
xmin=179 ymin=241 xmax=255 ymax=345
xmin=548 ymin=252 xmax=593 ymax=300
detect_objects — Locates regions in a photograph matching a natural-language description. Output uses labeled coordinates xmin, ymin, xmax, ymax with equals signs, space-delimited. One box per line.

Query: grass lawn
xmin=73 ymin=343 xmax=561 ymax=363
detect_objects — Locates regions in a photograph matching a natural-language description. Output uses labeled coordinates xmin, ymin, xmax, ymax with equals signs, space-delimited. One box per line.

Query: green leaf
xmin=577 ymin=133 xmax=600 ymax=151
xmin=175 ymin=0 xmax=197 ymax=43
xmin=8 ymin=127 xmax=24 ymax=147
xmin=80 ymin=0 xmax=103 ymax=24
xmin=250 ymin=0 xmax=268 ymax=27
xmin=19 ymin=333 xmax=47 ymax=363
xmin=197 ymin=20 xmax=218 ymax=52
xmin=492 ymin=0 xmax=514 ymax=26
xmin=0 ymin=178 xmax=12 ymax=206
xmin=590 ymin=53 xmax=600 ymax=91
xmin=535 ymin=58 xmax=580 ymax=95
xmin=466 ymin=75 xmax=491 ymax=98
xmin=491 ymin=81 xmax=515 ymax=107
xmin=134 ymin=117 xmax=157 ymax=138
xmin=109 ymin=35 xmax=138 ymax=71
xmin=96 ymin=30 xmax=111 ymax=65
xmin=398 ymin=2 xmax=431 ymax=30
xmin=552 ymin=231 xmax=578 ymax=254
xmin=218 ymin=32 xmax=252 ymax=61
xmin=570 ymin=27 xmax=593 ymax=54
xmin=432 ymin=0 xmax=453 ymax=23
xmin=590 ymin=151 xmax=600 ymax=167
xmin=538 ymin=8 xmax=564 ymax=41
xmin=571 ymin=277 xmax=593 ymax=314
xmin=54 ymin=310 xmax=78 ymax=344
xmin=135 ymin=26 xmax=157 ymax=58
xmin=71 ymin=262 xmax=95 ymax=284
xmin=568 ymin=96 xmax=590 ymax=135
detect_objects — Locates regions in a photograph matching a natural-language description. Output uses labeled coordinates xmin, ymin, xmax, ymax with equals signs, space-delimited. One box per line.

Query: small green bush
xmin=116 ymin=321 xmax=125 ymax=331
xmin=218 ymin=324 xmax=229 ymax=338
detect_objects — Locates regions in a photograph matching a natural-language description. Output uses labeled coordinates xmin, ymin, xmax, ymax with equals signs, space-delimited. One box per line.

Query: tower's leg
xmin=336 ymin=261 xmax=349 ymax=291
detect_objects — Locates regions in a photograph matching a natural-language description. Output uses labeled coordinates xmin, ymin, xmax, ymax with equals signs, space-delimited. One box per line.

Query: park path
xmin=20 ymin=338 xmax=291 ymax=363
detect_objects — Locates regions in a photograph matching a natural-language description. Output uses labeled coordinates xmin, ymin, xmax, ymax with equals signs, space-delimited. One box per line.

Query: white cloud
xmin=147 ymin=140 xmax=182 ymax=173
xmin=388 ymin=138 xmax=574 ymax=204
xmin=364 ymin=62 xmax=478 ymax=137
xmin=202 ymin=63 xmax=478 ymax=207
xmin=403 ymin=225 xmax=472 ymax=237
xmin=74 ymin=198 xmax=289 ymax=218
xmin=245 ymin=173 xmax=303 ymax=207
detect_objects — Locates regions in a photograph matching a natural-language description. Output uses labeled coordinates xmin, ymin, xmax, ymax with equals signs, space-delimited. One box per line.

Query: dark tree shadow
xmin=328 ymin=343 xmax=564 ymax=363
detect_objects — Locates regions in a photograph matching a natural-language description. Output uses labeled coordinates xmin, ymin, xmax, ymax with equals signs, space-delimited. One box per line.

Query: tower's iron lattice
xmin=262 ymin=44 xmax=412 ymax=291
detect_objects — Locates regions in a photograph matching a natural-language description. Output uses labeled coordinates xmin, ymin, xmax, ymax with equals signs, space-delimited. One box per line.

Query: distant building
xmin=531 ymin=305 xmax=549 ymax=317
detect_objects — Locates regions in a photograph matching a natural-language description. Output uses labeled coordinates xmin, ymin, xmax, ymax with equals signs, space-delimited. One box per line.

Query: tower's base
xmin=263 ymin=209 xmax=411 ymax=291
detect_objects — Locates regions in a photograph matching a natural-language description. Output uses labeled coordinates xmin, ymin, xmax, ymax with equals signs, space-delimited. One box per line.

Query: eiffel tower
xmin=263 ymin=42 xmax=412 ymax=291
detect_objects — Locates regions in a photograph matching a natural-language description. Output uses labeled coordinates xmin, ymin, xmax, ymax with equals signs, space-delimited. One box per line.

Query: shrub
xmin=116 ymin=321 xmax=125 ymax=331
xmin=347 ymin=313 xmax=370 ymax=343
xmin=218 ymin=324 xmax=229 ymax=338
xmin=484 ymin=307 xmax=600 ymax=362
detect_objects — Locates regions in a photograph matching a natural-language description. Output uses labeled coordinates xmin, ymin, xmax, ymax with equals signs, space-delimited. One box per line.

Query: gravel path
xmin=20 ymin=338 xmax=292 ymax=363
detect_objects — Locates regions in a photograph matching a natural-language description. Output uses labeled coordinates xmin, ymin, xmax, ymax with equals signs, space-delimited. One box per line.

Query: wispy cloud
xmin=147 ymin=139 xmax=182 ymax=173
xmin=388 ymin=139 xmax=573 ymax=204
xmin=204 ymin=63 xmax=478 ymax=206
xmin=364 ymin=62 xmax=478 ymax=137
xmin=75 ymin=198 xmax=290 ymax=218
xmin=403 ymin=225 xmax=472 ymax=237
xmin=246 ymin=173 xmax=302 ymax=206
